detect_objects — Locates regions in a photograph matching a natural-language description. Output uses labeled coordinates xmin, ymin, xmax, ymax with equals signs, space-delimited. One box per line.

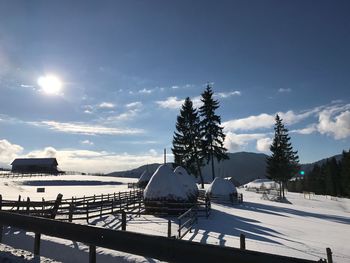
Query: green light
xmin=300 ymin=171 xmax=305 ymax=175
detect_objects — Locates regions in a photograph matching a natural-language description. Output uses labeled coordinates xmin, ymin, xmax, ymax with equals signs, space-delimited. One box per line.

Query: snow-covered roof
xmin=173 ymin=166 xmax=198 ymax=197
xmin=144 ymin=164 xmax=188 ymax=201
xmin=206 ymin=177 xmax=237 ymax=196
xmin=138 ymin=170 xmax=152 ymax=183
xmin=11 ymin=158 xmax=58 ymax=166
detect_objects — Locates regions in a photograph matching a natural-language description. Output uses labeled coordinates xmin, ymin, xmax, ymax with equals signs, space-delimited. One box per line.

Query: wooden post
xmin=86 ymin=201 xmax=89 ymax=223
xmin=100 ymin=200 xmax=103 ymax=216
xmin=34 ymin=233 xmax=41 ymax=255
xmin=240 ymin=233 xmax=246 ymax=250
xmin=50 ymin=194 xmax=63 ymax=219
xmin=121 ymin=210 xmax=126 ymax=231
xmin=168 ymin=220 xmax=171 ymax=238
xmin=26 ymin=197 xmax=30 ymax=214
xmin=164 ymin=148 xmax=166 ymax=164
xmin=42 ymin=198 xmax=45 ymax=217
xmin=0 ymin=194 xmax=2 ymax=211
xmin=326 ymin=248 xmax=333 ymax=263
xmin=69 ymin=203 xmax=74 ymax=222
xmin=89 ymin=245 xmax=96 ymax=263
xmin=17 ymin=195 xmax=21 ymax=211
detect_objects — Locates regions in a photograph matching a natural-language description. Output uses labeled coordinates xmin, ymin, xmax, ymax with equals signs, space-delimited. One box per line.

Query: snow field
xmin=0 ymin=174 xmax=350 ymax=262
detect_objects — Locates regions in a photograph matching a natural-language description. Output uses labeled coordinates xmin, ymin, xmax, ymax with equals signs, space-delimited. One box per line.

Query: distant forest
xmin=288 ymin=150 xmax=350 ymax=197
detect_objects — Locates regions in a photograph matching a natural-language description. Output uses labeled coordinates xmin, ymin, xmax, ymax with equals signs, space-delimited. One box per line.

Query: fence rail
xmin=0 ymin=211 xmax=326 ymax=263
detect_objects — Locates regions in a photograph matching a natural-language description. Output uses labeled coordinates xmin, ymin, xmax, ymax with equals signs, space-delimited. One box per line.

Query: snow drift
xmin=137 ymin=170 xmax=152 ymax=188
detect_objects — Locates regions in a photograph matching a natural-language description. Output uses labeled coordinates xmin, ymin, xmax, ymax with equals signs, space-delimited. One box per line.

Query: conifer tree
xmin=340 ymin=150 xmax=350 ymax=196
xmin=172 ymin=97 xmax=204 ymax=188
xmin=266 ymin=114 xmax=299 ymax=199
xmin=199 ymin=84 xmax=229 ymax=180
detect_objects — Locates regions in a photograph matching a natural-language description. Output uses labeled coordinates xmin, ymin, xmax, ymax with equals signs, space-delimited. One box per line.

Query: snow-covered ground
xmin=1 ymin=174 xmax=350 ymax=262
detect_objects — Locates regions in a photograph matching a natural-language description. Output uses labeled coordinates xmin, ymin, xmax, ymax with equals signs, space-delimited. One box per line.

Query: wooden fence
xmin=0 ymin=190 xmax=144 ymax=222
xmin=0 ymin=211 xmax=328 ymax=263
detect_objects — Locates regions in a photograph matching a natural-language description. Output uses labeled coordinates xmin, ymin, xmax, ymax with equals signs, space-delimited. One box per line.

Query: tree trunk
xmin=196 ymin=160 xmax=205 ymax=189
xmin=211 ymin=154 xmax=215 ymax=180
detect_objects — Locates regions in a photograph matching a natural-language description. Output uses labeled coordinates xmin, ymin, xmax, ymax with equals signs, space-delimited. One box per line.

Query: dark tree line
xmin=288 ymin=150 xmax=350 ymax=197
xmin=172 ymin=85 xmax=228 ymax=187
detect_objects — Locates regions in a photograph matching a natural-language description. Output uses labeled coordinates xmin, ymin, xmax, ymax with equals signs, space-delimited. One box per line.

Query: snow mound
xmin=137 ymin=170 xmax=152 ymax=188
xmin=144 ymin=164 xmax=188 ymax=201
xmin=174 ymin=166 xmax=198 ymax=198
xmin=206 ymin=177 xmax=237 ymax=196
xmin=245 ymin=179 xmax=280 ymax=190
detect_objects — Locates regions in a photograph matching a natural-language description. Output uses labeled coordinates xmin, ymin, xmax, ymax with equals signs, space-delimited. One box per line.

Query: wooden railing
xmin=0 ymin=190 xmax=144 ymax=222
xmin=177 ymin=207 xmax=197 ymax=239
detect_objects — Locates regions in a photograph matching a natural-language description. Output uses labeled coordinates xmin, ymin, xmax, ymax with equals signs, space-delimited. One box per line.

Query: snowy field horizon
xmin=0 ymin=173 xmax=349 ymax=262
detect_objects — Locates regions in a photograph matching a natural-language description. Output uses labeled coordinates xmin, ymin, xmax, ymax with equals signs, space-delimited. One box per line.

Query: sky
xmin=0 ymin=0 xmax=350 ymax=173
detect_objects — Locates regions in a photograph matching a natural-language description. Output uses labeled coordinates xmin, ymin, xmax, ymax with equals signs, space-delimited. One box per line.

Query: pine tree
xmin=199 ymin=84 xmax=229 ymax=180
xmin=172 ymin=97 xmax=205 ymax=188
xmin=340 ymin=150 xmax=350 ymax=197
xmin=266 ymin=114 xmax=299 ymax=199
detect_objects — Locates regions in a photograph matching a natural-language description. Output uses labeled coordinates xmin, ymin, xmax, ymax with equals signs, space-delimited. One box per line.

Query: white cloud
xmin=126 ymin=101 xmax=142 ymax=108
xmin=99 ymin=102 xmax=115 ymax=109
xmin=109 ymin=109 xmax=140 ymax=122
xmin=216 ymin=91 xmax=241 ymax=98
xmin=291 ymin=124 xmax=317 ymax=135
xmin=156 ymin=96 xmax=184 ymax=109
xmin=223 ymin=113 xmax=275 ymax=131
xmin=171 ymin=85 xmax=180 ymax=89
xmin=223 ymin=108 xmax=320 ymax=132
xmin=256 ymin=137 xmax=272 ymax=152
xmin=149 ymin=149 xmax=157 ymax=156
xmin=278 ymin=88 xmax=292 ymax=93
xmin=80 ymin=140 xmax=94 ymax=145
xmin=30 ymin=121 xmax=144 ymax=135
xmin=224 ymin=132 xmax=266 ymax=152
xmin=317 ymin=109 xmax=350 ymax=139
xmin=0 ymin=139 xmax=23 ymax=165
xmin=138 ymin=88 xmax=153 ymax=94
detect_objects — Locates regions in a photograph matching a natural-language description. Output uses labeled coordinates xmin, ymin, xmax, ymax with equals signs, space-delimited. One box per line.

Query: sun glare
xmin=37 ymin=75 xmax=63 ymax=95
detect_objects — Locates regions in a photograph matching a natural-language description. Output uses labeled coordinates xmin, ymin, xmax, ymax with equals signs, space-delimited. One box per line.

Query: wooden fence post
xmin=34 ymin=233 xmax=41 ymax=255
xmin=86 ymin=201 xmax=89 ymax=223
xmin=69 ymin=202 xmax=74 ymax=222
xmin=121 ymin=210 xmax=126 ymax=231
xmin=168 ymin=220 xmax=171 ymax=238
xmin=326 ymin=248 xmax=333 ymax=263
xmin=17 ymin=195 xmax=21 ymax=211
xmin=26 ymin=197 xmax=30 ymax=214
xmin=89 ymin=245 xmax=96 ymax=263
xmin=50 ymin=194 xmax=63 ymax=219
xmin=240 ymin=233 xmax=246 ymax=250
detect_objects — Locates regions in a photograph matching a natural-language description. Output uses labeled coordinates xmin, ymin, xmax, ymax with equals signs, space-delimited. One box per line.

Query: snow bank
xmin=144 ymin=165 xmax=187 ymax=201
xmin=206 ymin=177 xmax=237 ymax=196
xmin=173 ymin=166 xmax=198 ymax=198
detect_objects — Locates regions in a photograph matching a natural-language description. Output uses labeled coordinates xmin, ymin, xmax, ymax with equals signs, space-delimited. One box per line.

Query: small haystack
xmin=144 ymin=164 xmax=193 ymax=213
xmin=206 ymin=177 xmax=237 ymax=202
xmin=174 ymin=166 xmax=198 ymax=202
xmin=137 ymin=170 xmax=152 ymax=188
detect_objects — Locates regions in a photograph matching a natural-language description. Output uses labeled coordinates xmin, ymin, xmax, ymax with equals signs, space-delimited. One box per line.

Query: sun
xmin=37 ymin=75 xmax=63 ymax=95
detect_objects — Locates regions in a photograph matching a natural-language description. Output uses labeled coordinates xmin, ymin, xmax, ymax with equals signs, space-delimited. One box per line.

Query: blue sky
xmin=0 ymin=1 xmax=350 ymax=172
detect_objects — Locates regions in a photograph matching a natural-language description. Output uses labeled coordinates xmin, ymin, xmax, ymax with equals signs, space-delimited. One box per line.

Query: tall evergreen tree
xmin=266 ymin=114 xmax=299 ymax=199
xmin=199 ymin=84 xmax=229 ymax=180
xmin=340 ymin=150 xmax=350 ymax=197
xmin=172 ymin=97 xmax=205 ymax=188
